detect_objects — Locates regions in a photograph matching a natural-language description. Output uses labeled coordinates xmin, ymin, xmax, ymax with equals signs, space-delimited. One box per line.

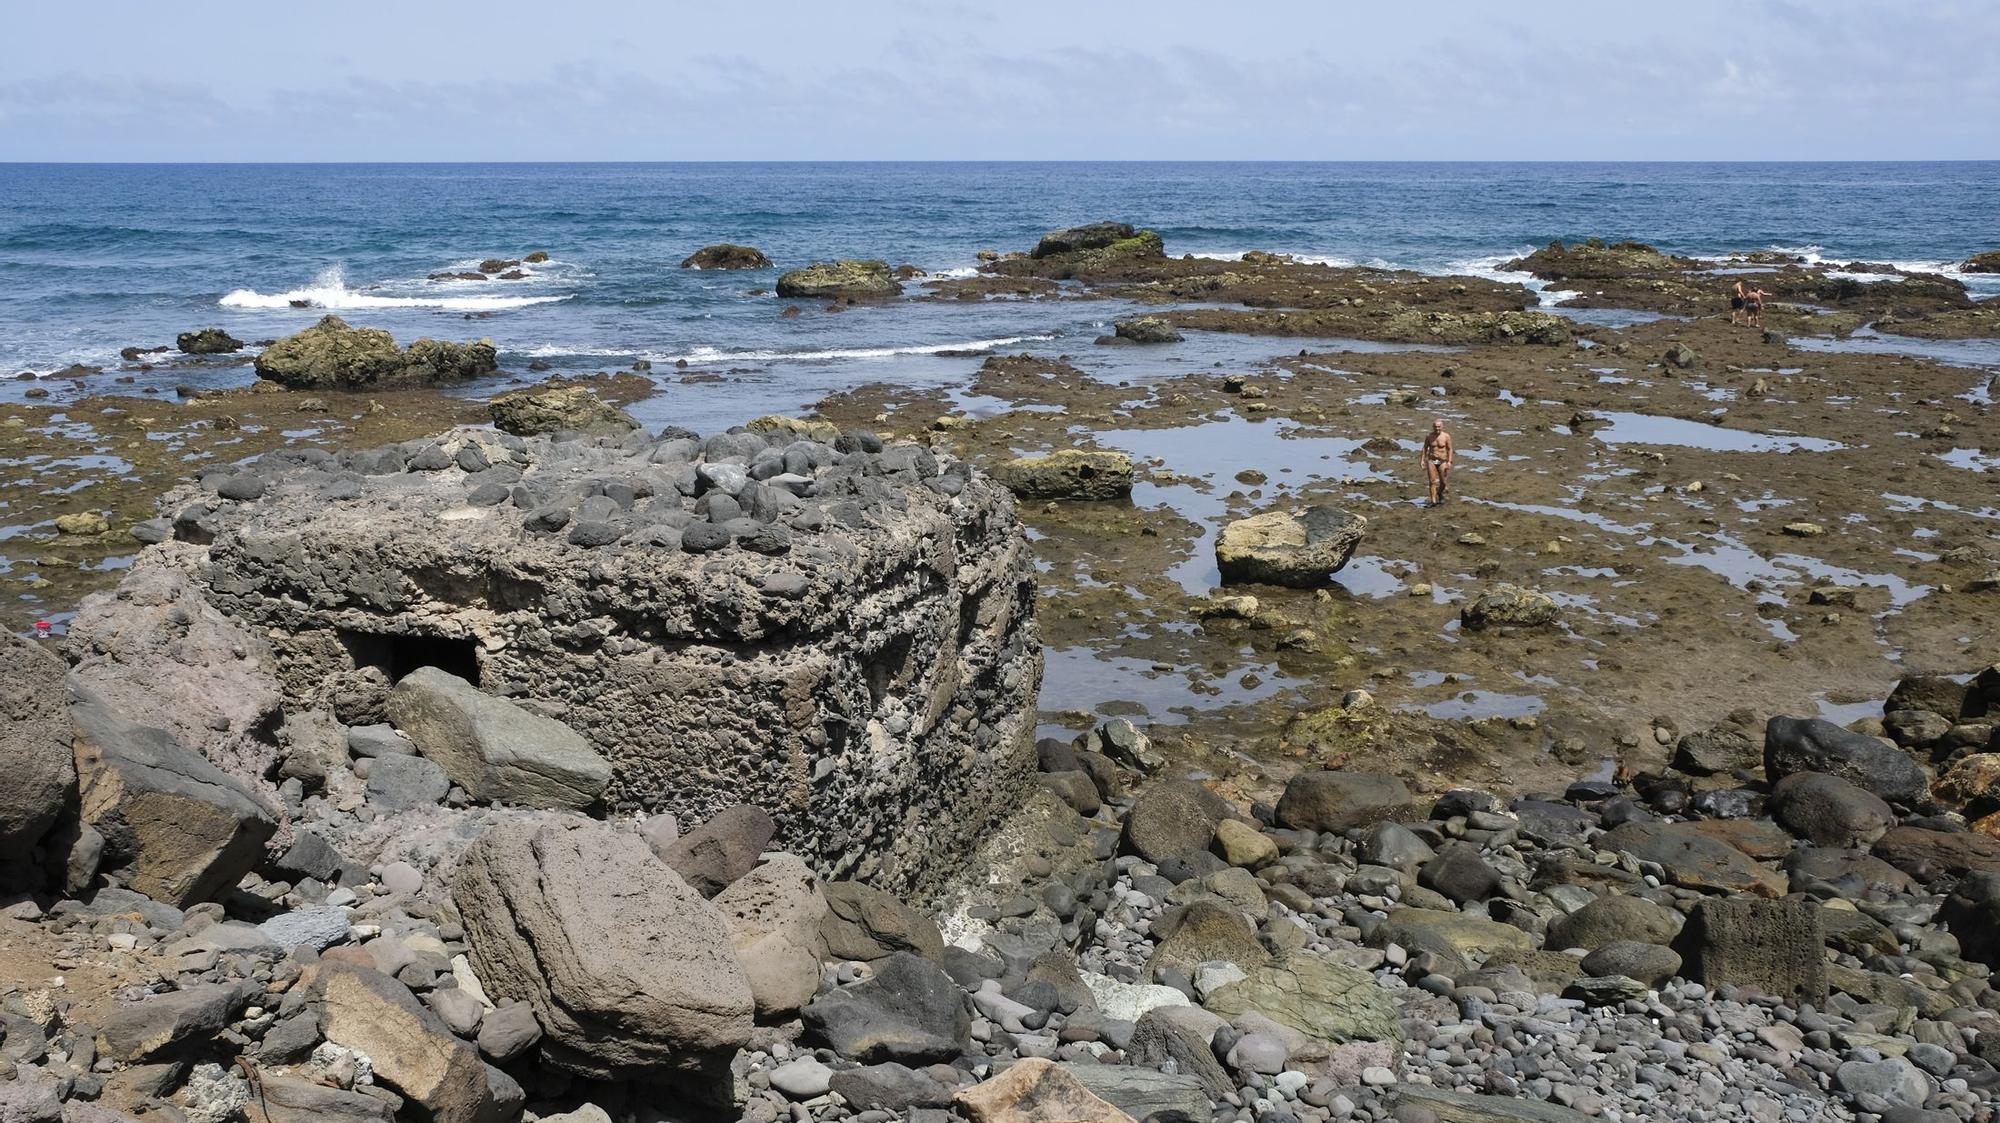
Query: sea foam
xmin=220 ymin=267 xmax=572 ymax=312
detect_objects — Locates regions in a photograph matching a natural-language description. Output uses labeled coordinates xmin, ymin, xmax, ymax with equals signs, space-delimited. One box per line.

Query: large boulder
xmin=312 ymin=961 xmax=505 ymax=1123
xmin=1768 ymin=771 xmax=1895 ymax=847
xmin=802 ymin=951 xmax=969 ymax=1064
xmin=1062 ymin=1066 xmax=1210 ymax=1123
xmin=1598 ymin=821 xmax=1785 ymax=897
xmin=1941 ymin=871 xmax=2000 ymax=968
xmin=386 ymin=667 xmax=611 ymax=811
xmin=0 ymin=633 xmax=75 ymax=888
xmin=1963 ymin=251 xmax=2000 ymax=274
xmin=1146 ymin=900 xmax=1269 ymax=975
xmin=1671 ymin=726 xmax=1760 ymax=776
xmin=1546 ymin=893 xmax=1683 ymax=951
xmin=70 ymin=686 xmax=276 ymax=908
xmin=1201 ymin=952 xmax=1402 ymax=1043
xmin=1369 ymin=907 xmax=1532 ymax=961
xmin=1215 ymin=506 xmax=1367 ymax=588
xmin=452 ymin=819 xmax=754 ymax=1084
xmin=176 ymin=328 xmax=244 ymax=355
xmin=1874 ymin=824 xmax=2000 ymax=879
xmin=774 ymin=260 xmax=901 ymax=300
xmin=993 ymin=450 xmax=1134 ymax=502
xmin=66 ymin=561 xmax=286 ymax=801
xmin=1120 ymin=781 xmax=1220 ymax=864
xmin=1275 ymin=770 xmax=1413 ymax=832
xmin=713 ymin=853 xmax=829 ymax=1018
xmin=1460 ymin=585 xmax=1560 ymax=630
xmin=488 ymin=386 xmax=638 ymax=438
xmin=680 ymin=244 xmax=772 ymax=270
xmin=253 ymin=315 xmax=497 ymax=390
xmin=1764 ymin=716 xmax=1928 ymax=804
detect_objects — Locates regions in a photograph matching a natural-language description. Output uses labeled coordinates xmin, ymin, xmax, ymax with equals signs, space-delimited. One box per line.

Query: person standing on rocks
xmin=1422 ymin=418 xmax=1455 ymax=506
xmin=1744 ymin=283 xmax=1767 ymax=329
xmin=1729 ymin=278 xmax=1749 ymax=326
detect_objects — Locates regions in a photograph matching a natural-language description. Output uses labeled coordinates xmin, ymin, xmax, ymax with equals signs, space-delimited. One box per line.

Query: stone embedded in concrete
xmin=149 ymin=425 xmax=1041 ymax=898
xmin=1678 ymin=897 xmax=1828 ymax=1003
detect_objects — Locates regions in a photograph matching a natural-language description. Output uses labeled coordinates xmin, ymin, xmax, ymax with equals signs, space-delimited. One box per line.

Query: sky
xmin=2 ymin=1 xmax=1995 ymax=161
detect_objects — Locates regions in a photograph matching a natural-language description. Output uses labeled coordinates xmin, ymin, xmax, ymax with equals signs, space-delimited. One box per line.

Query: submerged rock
xmin=1215 ymin=505 xmax=1367 ymax=587
xmin=1032 ymin=222 xmax=1141 ymax=259
xmin=1112 ymin=316 xmax=1183 ymax=344
xmin=253 ymin=315 xmax=497 ymax=390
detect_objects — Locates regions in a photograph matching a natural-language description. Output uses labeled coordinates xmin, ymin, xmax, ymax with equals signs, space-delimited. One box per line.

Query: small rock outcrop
xmin=1215 ymin=506 xmax=1367 ymax=587
xmin=993 ymin=450 xmax=1135 ymax=502
xmin=1963 ymin=250 xmax=2000 ymax=273
xmin=253 ymin=315 xmax=497 ymax=390
xmin=681 ymin=244 xmax=773 ymax=270
xmin=453 ymin=819 xmax=755 ymax=1086
xmin=487 ymin=385 xmax=638 ymax=437
xmin=775 ymin=260 xmax=902 ymax=300
xmin=176 ymin=328 xmax=244 ymax=355
xmin=1032 ymin=222 xmax=1144 ymax=259
xmin=1112 ymin=317 xmax=1184 ymax=344
xmin=384 ymin=667 xmax=612 ymax=811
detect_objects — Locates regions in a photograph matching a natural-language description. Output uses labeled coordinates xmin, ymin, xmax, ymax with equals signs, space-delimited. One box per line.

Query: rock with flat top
xmin=955 ymin=1058 xmax=1136 ymax=1123
xmin=1217 ymin=506 xmax=1367 ymax=587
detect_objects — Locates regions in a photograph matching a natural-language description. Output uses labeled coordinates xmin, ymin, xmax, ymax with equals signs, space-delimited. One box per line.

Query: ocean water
xmin=4 ymin=161 xmax=1996 ymax=426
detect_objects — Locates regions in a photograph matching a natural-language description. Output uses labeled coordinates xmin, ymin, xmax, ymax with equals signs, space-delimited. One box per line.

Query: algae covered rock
xmin=682 ymin=243 xmax=772 ymax=270
xmin=254 ymin=315 xmax=497 ymax=390
xmin=488 ymin=384 xmax=638 ymax=437
xmin=775 ymin=259 xmax=901 ymax=300
xmin=1964 ymin=250 xmax=2000 ymax=274
xmin=1216 ymin=505 xmax=1366 ymax=587
xmin=1201 ymin=952 xmax=1402 ymax=1043
xmin=1032 ymin=222 xmax=1142 ymax=259
xmin=994 ymin=449 xmax=1134 ymax=501
xmin=1460 ymin=584 xmax=1560 ymax=630
xmin=176 ymin=327 xmax=244 ymax=355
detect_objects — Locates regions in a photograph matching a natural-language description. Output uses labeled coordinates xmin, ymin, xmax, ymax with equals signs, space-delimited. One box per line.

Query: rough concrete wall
xmin=172 ymin=426 xmax=1040 ymax=898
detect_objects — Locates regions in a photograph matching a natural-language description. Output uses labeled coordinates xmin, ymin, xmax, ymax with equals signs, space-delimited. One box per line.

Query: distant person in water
xmin=1730 ymin=278 xmax=1749 ymax=326
xmin=1744 ymin=284 xmax=1767 ymax=328
xmin=1422 ymin=418 xmax=1455 ymax=506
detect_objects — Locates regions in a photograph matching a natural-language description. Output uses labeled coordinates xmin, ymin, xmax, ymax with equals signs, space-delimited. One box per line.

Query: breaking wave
xmin=219 ymin=267 xmax=573 ymax=312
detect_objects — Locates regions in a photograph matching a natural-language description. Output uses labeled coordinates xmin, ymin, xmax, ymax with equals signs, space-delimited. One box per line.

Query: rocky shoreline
xmin=2 ymin=221 xmax=1997 ymax=1123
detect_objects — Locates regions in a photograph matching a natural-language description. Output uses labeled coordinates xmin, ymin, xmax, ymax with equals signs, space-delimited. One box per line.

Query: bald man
xmin=1423 ymin=418 xmax=1455 ymax=506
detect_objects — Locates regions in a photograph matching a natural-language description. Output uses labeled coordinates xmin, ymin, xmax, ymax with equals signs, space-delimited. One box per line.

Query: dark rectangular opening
xmin=338 ymin=629 xmax=481 ymax=686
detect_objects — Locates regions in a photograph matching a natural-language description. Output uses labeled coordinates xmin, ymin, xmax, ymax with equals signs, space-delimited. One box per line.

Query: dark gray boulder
xmin=1764 ymin=716 xmax=1927 ymax=804
xmin=801 ymin=951 xmax=969 ymax=1064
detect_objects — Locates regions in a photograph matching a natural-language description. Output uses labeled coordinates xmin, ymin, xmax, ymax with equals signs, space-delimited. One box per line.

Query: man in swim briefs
xmin=1423 ymin=418 xmax=1455 ymax=506
xmin=1730 ymin=278 xmax=1748 ymax=326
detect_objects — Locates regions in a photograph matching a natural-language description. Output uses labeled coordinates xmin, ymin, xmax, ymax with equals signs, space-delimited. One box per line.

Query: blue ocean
xmin=4 ymin=161 xmax=1996 ymax=426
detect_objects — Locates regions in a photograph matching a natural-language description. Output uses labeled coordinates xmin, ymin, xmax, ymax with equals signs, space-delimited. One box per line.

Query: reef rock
xmin=775 ymin=260 xmax=901 ymax=300
xmin=488 ymin=385 xmax=637 ymax=437
xmin=253 ymin=315 xmax=497 ymax=390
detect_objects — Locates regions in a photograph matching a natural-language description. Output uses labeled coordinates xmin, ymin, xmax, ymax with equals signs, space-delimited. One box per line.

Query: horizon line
xmin=3 ymin=158 xmax=1997 ymax=167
